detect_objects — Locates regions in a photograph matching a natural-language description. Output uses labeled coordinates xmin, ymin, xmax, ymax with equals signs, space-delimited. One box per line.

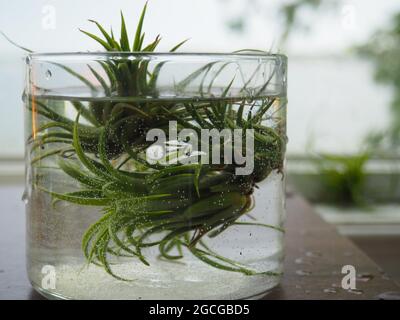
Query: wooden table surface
xmin=0 ymin=184 xmax=399 ymax=300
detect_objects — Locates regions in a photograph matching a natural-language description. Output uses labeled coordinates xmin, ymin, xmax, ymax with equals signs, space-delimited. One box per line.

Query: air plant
xmin=26 ymin=3 xmax=286 ymax=280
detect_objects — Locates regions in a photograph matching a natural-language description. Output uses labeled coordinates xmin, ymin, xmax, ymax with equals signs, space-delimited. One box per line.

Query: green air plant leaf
xmin=26 ymin=3 xmax=285 ymax=281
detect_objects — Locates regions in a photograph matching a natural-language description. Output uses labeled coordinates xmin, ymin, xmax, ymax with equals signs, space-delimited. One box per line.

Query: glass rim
xmin=27 ymin=51 xmax=287 ymax=62
xmin=26 ymin=51 xmax=287 ymax=99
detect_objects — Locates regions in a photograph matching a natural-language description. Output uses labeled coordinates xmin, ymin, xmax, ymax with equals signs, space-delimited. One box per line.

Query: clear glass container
xmin=24 ymin=52 xmax=287 ymax=300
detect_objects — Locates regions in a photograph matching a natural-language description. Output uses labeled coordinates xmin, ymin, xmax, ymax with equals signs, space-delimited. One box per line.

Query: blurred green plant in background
xmin=279 ymin=0 xmax=324 ymax=44
xmin=313 ymin=153 xmax=370 ymax=207
xmin=221 ymin=0 xmax=336 ymax=46
xmin=221 ymin=1 xmax=400 ymax=207
xmin=358 ymin=13 xmax=400 ymax=155
xmin=314 ymin=11 xmax=400 ymax=206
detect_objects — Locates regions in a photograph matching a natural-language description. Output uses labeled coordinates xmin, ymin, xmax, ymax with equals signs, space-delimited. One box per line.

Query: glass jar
xmin=24 ymin=52 xmax=287 ymax=300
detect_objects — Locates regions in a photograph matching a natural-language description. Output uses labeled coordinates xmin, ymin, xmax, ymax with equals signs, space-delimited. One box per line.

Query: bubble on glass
xmin=45 ymin=70 xmax=52 ymax=80
xmin=21 ymin=190 xmax=29 ymax=204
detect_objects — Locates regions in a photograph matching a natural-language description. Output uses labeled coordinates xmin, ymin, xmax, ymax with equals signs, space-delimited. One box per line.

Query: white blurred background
xmin=0 ymin=0 xmax=399 ymax=157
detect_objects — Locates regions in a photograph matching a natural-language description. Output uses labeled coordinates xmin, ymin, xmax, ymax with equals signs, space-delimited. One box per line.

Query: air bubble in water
xmin=45 ymin=70 xmax=52 ymax=80
xmin=21 ymin=91 xmax=27 ymax=103
xmin=21 ymin=190 xmax=29 ymax=204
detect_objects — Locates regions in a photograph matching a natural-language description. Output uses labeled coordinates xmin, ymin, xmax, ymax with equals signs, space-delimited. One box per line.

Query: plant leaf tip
xmin=0 ymin=30 xmax=33 ymax=53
